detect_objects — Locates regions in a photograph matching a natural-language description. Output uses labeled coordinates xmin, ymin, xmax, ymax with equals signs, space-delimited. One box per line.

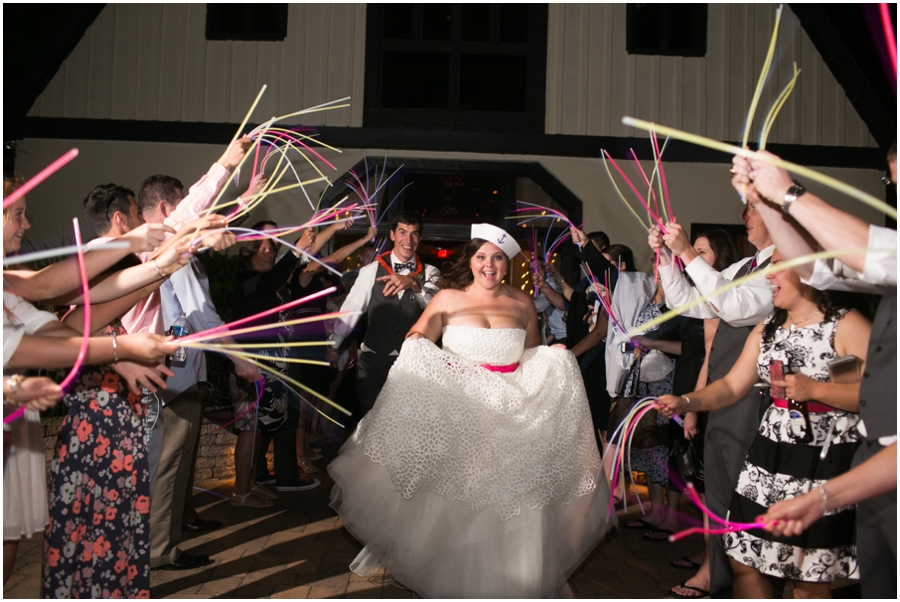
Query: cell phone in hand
xmin=769 ymin=360 xmax=785 ymax=398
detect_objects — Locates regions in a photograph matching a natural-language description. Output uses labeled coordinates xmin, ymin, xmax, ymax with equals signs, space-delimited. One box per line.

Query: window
xmin=627 ymin=4 xmax=707 ymax=57
xmin=364 ymin=4 xmax=548 ymax=131
xmin=206 ymin=4 xmax=288 ymax=42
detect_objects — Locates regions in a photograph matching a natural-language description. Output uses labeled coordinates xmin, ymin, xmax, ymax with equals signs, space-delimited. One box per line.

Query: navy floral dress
xmin=624 ymin=302 xmax=675 ymax=486
xmin=42 ymin=360 xmax=151 ymax=599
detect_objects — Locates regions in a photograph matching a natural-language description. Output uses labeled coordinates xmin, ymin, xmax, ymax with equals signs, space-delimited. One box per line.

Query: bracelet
xmin=111 ymin=331 xmax=119 ymax=363
xmin=818 ymin=485 xmax=828 ymax=515
xmin=152 ymin=259 xmax=164 ymax=278
xmin=681 ymin=394 xmax=691 ymax=409
xmin=4 ymin=375 xmax=25 ymax=406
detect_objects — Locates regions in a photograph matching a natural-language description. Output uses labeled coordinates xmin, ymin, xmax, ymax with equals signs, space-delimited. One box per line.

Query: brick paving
xmin=5 ymin=446 xmax=859 ymax=599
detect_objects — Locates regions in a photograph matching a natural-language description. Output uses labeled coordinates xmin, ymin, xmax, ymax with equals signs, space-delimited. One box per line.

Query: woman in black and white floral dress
xmin=656 ymin=251 xmax=871 ymax=598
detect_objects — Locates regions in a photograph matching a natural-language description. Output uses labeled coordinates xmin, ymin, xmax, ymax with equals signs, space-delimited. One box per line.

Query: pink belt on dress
xmin=481 ymin=362 xmax=519 ymax=373
xmin=772 ymin=398 xmax=835 ymax=414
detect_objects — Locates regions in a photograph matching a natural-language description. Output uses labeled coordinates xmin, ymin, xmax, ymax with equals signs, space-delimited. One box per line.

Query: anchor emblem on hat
xmin=497 ymin=234 xmax=507 ymax=244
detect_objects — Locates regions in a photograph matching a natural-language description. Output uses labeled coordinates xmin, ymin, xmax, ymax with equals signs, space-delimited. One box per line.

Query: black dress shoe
xmin=183 ymin=518 xmax=223 ymax=533
xmin=152 ymin=552 xmax=213 ymax=571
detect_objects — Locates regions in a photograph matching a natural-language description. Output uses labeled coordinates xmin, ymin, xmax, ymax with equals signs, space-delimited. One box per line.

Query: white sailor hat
xmin=470 ymin=223 xmax=522 ymax=260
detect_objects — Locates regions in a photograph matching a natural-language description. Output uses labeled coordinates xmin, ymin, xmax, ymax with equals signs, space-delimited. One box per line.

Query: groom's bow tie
xmin=394 ymin=261 xmax=415 ymax=273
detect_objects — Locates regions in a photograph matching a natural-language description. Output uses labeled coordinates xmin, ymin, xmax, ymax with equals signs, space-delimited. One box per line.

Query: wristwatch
xmin=782 ymin=183 xmax=805 ymax=214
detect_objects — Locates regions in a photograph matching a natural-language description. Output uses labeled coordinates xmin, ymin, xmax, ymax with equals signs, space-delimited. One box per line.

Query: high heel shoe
xmin=297 ymin=456 xmax=320 ymax=474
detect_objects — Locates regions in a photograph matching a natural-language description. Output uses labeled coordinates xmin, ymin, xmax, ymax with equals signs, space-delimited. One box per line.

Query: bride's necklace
xmin=788 ymin=309 xmax=820 ymax=326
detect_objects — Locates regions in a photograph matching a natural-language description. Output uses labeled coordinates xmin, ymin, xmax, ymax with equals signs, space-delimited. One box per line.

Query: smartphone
xmin=828 ymin=355 xmax=861 ymax=384
xmin=769 ymin=360 xmax=786 ymax=398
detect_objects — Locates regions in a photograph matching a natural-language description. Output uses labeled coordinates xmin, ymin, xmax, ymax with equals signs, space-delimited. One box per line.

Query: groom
xmin=328 ymin=212 xmax=441 ymax=416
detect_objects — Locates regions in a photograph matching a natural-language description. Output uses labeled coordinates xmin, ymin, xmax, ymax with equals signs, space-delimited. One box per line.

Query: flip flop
xmin=643 ymin=527 xmax=674 ymax=541
xmin=667 ymin=581 xmax=710 ymax=599
xmin=623 ymin=519 xmax=655 ymax=530
xmin=670 ymin=556 xmax=701 ymax=570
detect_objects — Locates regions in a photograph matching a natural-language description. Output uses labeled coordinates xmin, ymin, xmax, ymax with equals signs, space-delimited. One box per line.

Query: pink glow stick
xmin=602 ymin=151 xmax=666 ymax=232
xmin=531 ymin=227 xmax=539 ymax=297
xmin=881 ymin=3 xmax=897 ymax=75
xmin=3 ymin=149 xmax=79 ymax=210
xmin=208 ymin=378 xmax=264 ymax=435
xmin=651 ymin=131 xmax=676 ymax=225
xmin=58 ymin=219 xmax=91 ymax=392
xmin=6 ymin=219 xmax=91 ymax=425
xmin=179 ymin=286 xmax=337 ymax=343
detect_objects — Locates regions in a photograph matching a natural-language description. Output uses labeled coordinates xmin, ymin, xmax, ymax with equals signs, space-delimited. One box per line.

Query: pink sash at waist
xmin=772 ymin=398 xmax=835 ymax=414
xmin=480 ymin=362 xmax=519 ymax=373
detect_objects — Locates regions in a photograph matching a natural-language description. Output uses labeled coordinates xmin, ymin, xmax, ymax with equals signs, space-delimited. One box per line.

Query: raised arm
xmin=4 ymin=223 xmax=171 ymax=302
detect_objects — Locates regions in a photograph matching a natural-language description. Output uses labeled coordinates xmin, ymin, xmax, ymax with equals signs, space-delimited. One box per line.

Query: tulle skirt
xmin=329 ymin=337 xmax=613 ymax=598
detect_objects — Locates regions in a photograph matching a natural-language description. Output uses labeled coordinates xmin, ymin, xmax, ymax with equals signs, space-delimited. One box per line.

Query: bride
xmin=329 ymin=223 xmax=613 ymax=598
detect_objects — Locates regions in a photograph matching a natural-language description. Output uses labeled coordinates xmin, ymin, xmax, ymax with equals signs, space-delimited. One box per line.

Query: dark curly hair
xmin=440 ymin=238 xmax=511 ymax=291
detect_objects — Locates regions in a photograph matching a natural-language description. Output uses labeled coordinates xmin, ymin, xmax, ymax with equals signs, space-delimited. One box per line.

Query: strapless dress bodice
xmin=441 ymin=325 xmax=525 ymax=366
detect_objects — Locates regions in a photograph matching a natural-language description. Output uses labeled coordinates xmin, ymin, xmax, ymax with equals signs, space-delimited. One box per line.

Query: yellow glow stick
xmin=220 ymin=352 xmax=351 ymax=417
xmin=182 ymin=341 xmax=332 ymax=349
xmin=627 ymin=246 xmax=893 ymax=336
xmin=621 ymin=117 xmax=897 ymax=220
xmin=230 ymin=85 xmax=268 ymax=146
xmin=743 ymin=5 xmax=783 ymax=149
xmin=210 ymin=349 xmax=348 ymax=426
xmin=203 ymin=347 xmax=330 ymax=367
xmin=188 ymin=311 xmax=360 ymax=343
xmin=759 ymin=63 xmax=800 ymax=150
xmin=187 ymin=126 xmax=270 ymax=246
xmin=601 ymin=153 xmax=651 ymax=231
xmin=270 ymin=97 xmax=352 ymax=123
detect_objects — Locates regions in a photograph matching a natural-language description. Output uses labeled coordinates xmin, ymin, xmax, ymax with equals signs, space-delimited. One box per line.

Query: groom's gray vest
xmin=363 ymin=261 xmax=426 ymax=356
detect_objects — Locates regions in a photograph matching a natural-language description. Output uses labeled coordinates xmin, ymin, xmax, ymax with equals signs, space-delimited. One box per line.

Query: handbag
xmin=671 ymin=436 xmax=704 ymax=484
xmin=607 ymin=358 xmax=667 ymax=449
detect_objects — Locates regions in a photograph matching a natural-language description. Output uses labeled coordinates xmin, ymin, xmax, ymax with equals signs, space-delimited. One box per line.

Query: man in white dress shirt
xmin=649 ymin=204 xmax=775 ymax=598
xmin=328 ymin=212 xmax=441 ymax=417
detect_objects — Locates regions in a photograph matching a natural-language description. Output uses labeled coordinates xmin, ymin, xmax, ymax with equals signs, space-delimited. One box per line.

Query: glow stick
xmin=184 ymin=311 xmax=361 ymax=344
xmin=182 ymin=341 xmax=332 ymax=349
xmin=742 ymin=5 xmax=783 ymax=149
xmin=650 ymin=129 xmax=675 ymax=223
xmin=880 ymin=3 xmax=897 ymax=75
xmin=7 ymin=220 xmax=93 ymax=425
xmin=3 ymin=241 xmax=130 ymax=267
xmin=759 ymin=64 xmax=801 ymax=150
xmin=268 ymin=97 xmax=351 ymax=124
xmin=212 ymin=350 xmax=349 ymax=421
xmin=229 ymin=85 xmax=267 ymax=146
xmin=3 ymin=149 xmax=79 ymax=210
xmin=668 ymin=483 xmax=773 ymax=542
xmin=182 ymin=285 xmax=336 ymax=342
xmin=58 ymin=218 xmax=91 ymax=392
xmin=600 ymin=155 xmax=651 ymax=232
xmin=193 ymin=486 xmax=232 ymax=501
xmin=207 ymin=378 xmax=264 ymax=435
xmin=626 ymin=247 xmax=891 ymax=336
xmin=603 ymin=150 xmax=665 ymax=230
xmin=621 ymin=117 xmax=898 ymax=219
xmin=196 ymin=347 xmax=330 ymax=367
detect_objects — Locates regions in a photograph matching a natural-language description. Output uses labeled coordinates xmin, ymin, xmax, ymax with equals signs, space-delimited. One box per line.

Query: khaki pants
xmin=149 ymin=384 xmax=205 ymax=567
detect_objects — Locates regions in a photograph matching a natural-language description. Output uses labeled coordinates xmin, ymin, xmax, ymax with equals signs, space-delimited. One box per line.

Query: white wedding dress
xmin=329 ymin=325 xmax=613 ymax=598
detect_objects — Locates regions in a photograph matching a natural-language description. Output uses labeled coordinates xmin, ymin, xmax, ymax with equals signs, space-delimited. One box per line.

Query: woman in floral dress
xmin=42 ymin=322 xmax=156 ymax=599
